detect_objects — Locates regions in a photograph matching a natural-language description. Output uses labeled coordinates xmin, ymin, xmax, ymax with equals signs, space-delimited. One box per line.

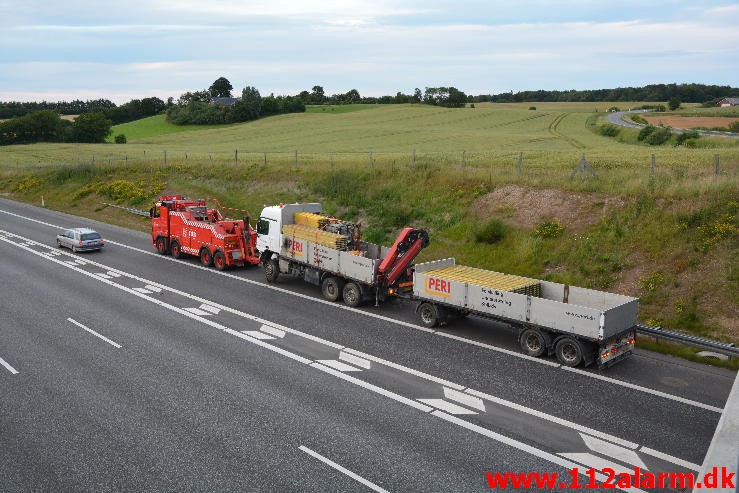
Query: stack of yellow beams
xmin=294 ymin=212 xmax=331 ymax=229
xmin=423 ymin=265 xmax=541 ymax=296
xmin=282 ymin=224 xmax=349 ymax=250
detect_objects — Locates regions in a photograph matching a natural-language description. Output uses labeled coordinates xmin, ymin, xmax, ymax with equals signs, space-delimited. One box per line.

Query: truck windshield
xmin=257 ymin=219 xmax=270 ymax=235
xmin=81 ymin=233 xmax=101 ymax=241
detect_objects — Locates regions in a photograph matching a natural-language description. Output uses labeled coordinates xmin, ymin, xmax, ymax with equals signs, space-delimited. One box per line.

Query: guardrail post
xmin=715 ymin=154 xmax=720 ymax=175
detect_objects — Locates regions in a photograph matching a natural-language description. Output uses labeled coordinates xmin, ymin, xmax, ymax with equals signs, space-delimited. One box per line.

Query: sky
xmin=1 ymin=0 xmax=738 ymax=104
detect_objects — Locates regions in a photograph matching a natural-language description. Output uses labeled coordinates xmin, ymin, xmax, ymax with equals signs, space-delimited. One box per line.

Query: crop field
xmin=1 ymin=102 xmax=737 ymax=349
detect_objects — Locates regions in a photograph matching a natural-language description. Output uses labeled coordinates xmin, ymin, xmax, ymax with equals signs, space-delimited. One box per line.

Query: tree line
xmin=0 ymin=111 xmax=112 ymax=145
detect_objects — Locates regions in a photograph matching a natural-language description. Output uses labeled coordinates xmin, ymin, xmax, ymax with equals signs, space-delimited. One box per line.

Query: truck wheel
xmin=170 ymin=240 xmax=183 ymax=259
xmin=519 ymin=328 xmax=548 ymax=357
xmin=200 ymin=248 xmax=213 ymax=267
xmin=555 ymin=337 xmax=584 ymax=367
xmin=342 ymin=282 xmax=363 ymax=307
xmin=213 ymin=251 xmax=227 ymax=271
xmin=417 ymin=302 xmax=440 ymax=328
xmin=155 ymin=236 xmax=167 ymax=255
xmin=264 ymin=259 xmax=279 ymax=283
xmin=321 ymin=277 xmax=344 ymax=302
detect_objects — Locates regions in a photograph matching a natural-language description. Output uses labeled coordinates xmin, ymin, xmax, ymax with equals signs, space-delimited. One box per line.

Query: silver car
xmin=56 ymin=227 xmax=105 ymax=253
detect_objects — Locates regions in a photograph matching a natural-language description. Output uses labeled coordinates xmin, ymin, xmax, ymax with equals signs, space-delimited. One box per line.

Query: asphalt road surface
xmin=0 ymin=198 xmax=735 ymax=492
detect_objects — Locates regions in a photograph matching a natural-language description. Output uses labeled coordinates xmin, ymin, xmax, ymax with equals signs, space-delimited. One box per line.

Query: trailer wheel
xmin=213 ymin=251 xmax=227 ymax=271
xmin=264 ymin=259 xmax=279 ymax=283
xmin=519 ymin=328 xmax=548 ymax=357
xmin=417 ymin=302 xmax=440 ymax=328
xmin=200 ymin=248 xmax=213 ymax=267
xmin=555 ymin=337 xmax=584 ymax=367
xmin=321 ymin=276 xmax=344 ymax=302
xmin=170 ymin=240 xmax=183 ymax=259
xmin=342 ymin=282 xmax=363 ymax=307
xmin=155 ymin=236 xmax=168 ymax=255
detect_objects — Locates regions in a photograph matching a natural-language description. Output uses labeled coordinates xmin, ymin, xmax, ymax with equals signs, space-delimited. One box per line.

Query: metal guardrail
xmin=636 ymin=323 xmax=738 ymax=358
xmin=100 ymin=203 xmax=150 ymax=217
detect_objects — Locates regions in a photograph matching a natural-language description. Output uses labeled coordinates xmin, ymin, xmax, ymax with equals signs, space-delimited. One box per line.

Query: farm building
xmin=717 ymin=97 xmax=739 ymax=107
xmin=209 ymin=97 xmax=240 ymax=106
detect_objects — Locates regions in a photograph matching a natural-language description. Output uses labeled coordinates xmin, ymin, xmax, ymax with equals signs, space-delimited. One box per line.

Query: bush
xmin=668 ymin=98 xmax=681 ymax=111
xmin=114 ymin=134 xmax=127 ymax=144
xmin=684 ymin=138 xmax=698 ymax=148
xmin=638 ymin=124 xmax=656 ymax=141
xmin=528 ymin=106 xmax=536 ymax=110
xmin=644 ymin=126 xmax=671 ymax=145
xmin=598 ymin=124 xmax=619 ymax=137
xmin=608 ymin=106 xmax=620 ymax=112
xmin=474 ymin=218 xmax=507 ymax=244
xmin=675 ymin=130 xmax=699 ymax=146
xmin=533 ymin=219 xmax=564 ymax=238
xmin=729 ymin=121 xmax=739 ymax=133
xmin=631 ymin=114 xmax=647 ymax=125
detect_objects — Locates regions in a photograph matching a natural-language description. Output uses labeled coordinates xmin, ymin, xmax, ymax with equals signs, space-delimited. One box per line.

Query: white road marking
xmin=311 ymin=362 xmax=434 ymax=413
xmin=431 ymin=411 xmax=649 ymax=493
xmin=199 ymin=304 xmax=220 ymax=314
xmin=465 ymin=388 xmax=640 ymax=449
xmin=132 ymin=287 xmax=152 ymax=294
xmin=299 ymin=445 xmax=390 ymax=493
xmin=0 ymin=208 xmax=724 ymax=414
xmin=95 ymin=273 xmax=112 ymax=279
xmin=106 ymin=271 xmax=121 ymax=277
xmin=580 ymin=434 xmax=648 ymax=469
xmin=0 ymin=356 xmax=19 ymax=375
xmin=316 ymin=359 xmax=363 ymax=372
xmin=67 ymin=317 xmax=122 ymax=349
xmin=145 ymin=285 xmax=162 ymax=292
xmin=339 ymin=351 xmax=371 ymax=369
xmin=0 ymin=229 xmax=709 ymax=477
xmin=240 ymin=330 xmax=275 ymax=340
xmin=443 ymin=387 xmax=485 ymax=412
xmin=260 ymin=324 xmax=286 ymax=338
xmin=417 ymin=398 xmax=478 ymax=415
xmin=183 ymin=307 xmax=211 ymax=316
xmin=561 ymin=366 xmax=723 ymax=413
xmin=342 ymin=348 xmax=466 ymax=391
xmin=638 ymin=446 xmax=701 ymax=472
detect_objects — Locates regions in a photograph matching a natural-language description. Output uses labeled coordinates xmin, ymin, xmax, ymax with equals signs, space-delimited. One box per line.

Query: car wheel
xmin=555 ymin=337 xmax=584 ymax=367
xmin=213 ymin=251 xmax=227 ymax=271
xmin=519 ymin=328 xmax=548 ymax=357
xmin=417 ymin=302 xmax=440 ymax=328
xmin=264 ymin=259 xmax=279 ymax=283
xmin=321 ymin=276 xmax=344 ymax=302
xmin=155 ymin=236 xmax=167 ymax=255
xmin=56 ymin=239 xmax=62 ymax=248
xmin=200 ymin=248 xmax=213 ymax=267
xmin=170 ymin=241 xmax=183 ymax=259
xmin=342 ymin=282 xmax=363 ymax=307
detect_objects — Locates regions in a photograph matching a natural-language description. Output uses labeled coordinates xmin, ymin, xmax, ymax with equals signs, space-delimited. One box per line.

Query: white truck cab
xmin=256 ymin=202 xmax=322 ymax=257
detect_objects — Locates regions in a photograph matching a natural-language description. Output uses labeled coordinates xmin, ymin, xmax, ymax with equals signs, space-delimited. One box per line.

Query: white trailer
xmin=413 ymin=258 xmax=638 ymax=367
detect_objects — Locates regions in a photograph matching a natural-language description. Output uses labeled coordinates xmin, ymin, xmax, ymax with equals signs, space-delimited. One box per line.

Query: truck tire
xmin=155 ymin=236 xmax=168 ymax=255
xmin=200 ymin=248 xmax=213 ymax=267
xmin=417 ymin=302 xmax=440 ymax=328
xmin=321 ymin=276 xmax=344 ymax=302
xmin=519 ymin=328 xmax=548 ymax=357
xmin=342 ymin=282 xmax=363 ymax=307
xmin=213 ymin=251 xmax=227 ymax=271
xmin=170 ymin=240 xmax=183 ymax=259
xmin=264 ymin=259 xmax=279 ymax=283
xmin=555 ymin=337 xmax=584 ymax=367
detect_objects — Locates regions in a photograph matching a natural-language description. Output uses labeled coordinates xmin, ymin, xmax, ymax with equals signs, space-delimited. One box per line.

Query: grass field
xmin=108 ymin=114 xmax=236 ymax=142
xmin=1 ymin=102 xmax=737 ymax=349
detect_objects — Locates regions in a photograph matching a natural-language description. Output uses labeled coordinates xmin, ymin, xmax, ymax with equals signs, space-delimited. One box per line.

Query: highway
xmin=0 ymin=198 xmax=735 ymax=492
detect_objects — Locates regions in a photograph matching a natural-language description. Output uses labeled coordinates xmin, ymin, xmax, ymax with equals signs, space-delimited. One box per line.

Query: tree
xmin=71 ymin=112 xmax=112 ymax=143
xmin=209 ymin=77 xmax=233 ymax=98
xmin=310 ymin=85 xmax=325 ymax=104
xmin=668 ymin=97 xmax=681 ymax=111
xmin=344 ymin=89 xmax=361 ymax=104
xmin=412 ymin=88 xmax=422 ymax=103
xmin=231 ymin=86 xmax=262 ymax=122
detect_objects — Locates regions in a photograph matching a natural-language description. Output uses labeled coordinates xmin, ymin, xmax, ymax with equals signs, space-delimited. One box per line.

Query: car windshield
xmin=81 ymin=233 xmax=101 ymax=241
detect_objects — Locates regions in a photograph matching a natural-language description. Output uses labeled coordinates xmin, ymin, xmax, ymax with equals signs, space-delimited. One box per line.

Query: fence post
xmin=412 ymin=148 xmax=416 ymax=165
xmin=164 ymin=150 xmax=167 ymax=164
xmin=264 ymin=152 xmax=267 ymax=167
xmin=517 ymin=152 xmax=523 ymax=177
xmin=125 ymin=155 xmax=127 ymax=162
xmin=294 ymin=150 xmax=298 ymax=168
xmin=490 ymin=161 xmax=493 ymax=185
xmin=92 ymin=155 xmax=95 ymax=163
xmin=185 ymin=153 xmax=188 ymax=161
xmin=369 ymin=150 xmax=373 ymax=168
xmin=209 ymin=152 xmax=212 ymax=161
xmin=462 ymin=150 xmax=466 ymax=171
xmin=651 ymin=154 xmax=656 ymax=175
xmin=235 ymin=149 xmax=238 ymax=163
xmin=715 ymin=154 xmax=721 ymax=175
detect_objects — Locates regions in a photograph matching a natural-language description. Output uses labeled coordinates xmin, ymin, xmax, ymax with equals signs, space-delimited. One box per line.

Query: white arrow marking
xmin=316 ymin=360 xmax=362 ymax=372
xmin=580 ymin=434 xmax=648 ymax=469
xmin=558 ymin=453 xmax=633 ymax=476
xmin=444 ymin=387 xmax=486 ymax=412
xmin=199 ymin=304 xmax=220 ymax=314
xmin=417 ymin=398 xmax=477 ymax=415
xmin=240 ymin=330 xmax=275 ymax=340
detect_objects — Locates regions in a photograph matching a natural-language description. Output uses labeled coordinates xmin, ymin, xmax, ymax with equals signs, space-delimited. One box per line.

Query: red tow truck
xmin=150 ymin=195 xmax=260 ymax=270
